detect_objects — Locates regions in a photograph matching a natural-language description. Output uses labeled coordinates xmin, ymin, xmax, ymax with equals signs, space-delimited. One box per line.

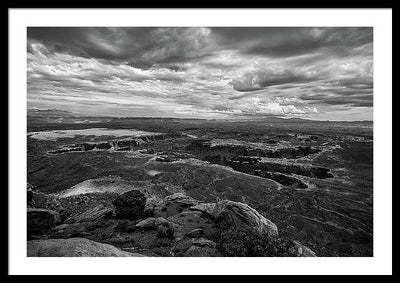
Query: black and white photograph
xmin=8 ymin=8 xmax=392 ymax=275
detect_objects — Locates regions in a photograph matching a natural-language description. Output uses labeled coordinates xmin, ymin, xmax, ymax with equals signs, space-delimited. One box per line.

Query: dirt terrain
xmin=27 ymin=111 xmax=373 ymax=257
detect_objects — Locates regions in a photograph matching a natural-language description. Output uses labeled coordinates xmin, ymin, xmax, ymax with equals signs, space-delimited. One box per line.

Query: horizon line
xmin=27 ymin=108 xmax=373 ymax=123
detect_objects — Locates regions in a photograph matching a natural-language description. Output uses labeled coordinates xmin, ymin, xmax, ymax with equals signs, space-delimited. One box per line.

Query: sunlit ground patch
xmin=27 ymin=128 xmax=162 ymax=141
xmin=56 ymin=176 xmax=139 ymax=198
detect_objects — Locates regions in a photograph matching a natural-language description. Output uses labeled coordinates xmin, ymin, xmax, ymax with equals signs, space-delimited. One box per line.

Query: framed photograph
xmin=8 ymin=8 xmax=392 ymax=275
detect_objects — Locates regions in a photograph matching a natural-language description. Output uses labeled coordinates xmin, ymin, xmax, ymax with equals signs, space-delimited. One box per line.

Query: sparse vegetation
xmin=156 ymin=226 xmax=175 ymax=239
xmin=216 ymin=222 xmax=294 ymax=257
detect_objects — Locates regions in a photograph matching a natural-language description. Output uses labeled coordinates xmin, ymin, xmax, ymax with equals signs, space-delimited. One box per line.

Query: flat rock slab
xmin=65 ymin=204 xmax=114 ymax=224
xmin=135 ymin=217 xmax=172 ymax=229
xmin=27 ymin=237 xmax=145 ymax=257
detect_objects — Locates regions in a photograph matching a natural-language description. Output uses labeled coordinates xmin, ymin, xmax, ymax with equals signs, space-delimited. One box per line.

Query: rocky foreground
xmin=27 ymin=183 xmax=315 ymax=257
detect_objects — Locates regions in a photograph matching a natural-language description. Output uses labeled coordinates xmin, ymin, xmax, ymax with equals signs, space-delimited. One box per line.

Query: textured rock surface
xmin=192 ymin=200 xmax=279 ymax=237
xmin=27 ymin=208 xmax=61 ymax=235
xmin=184 ymin=228 xmax=205 ymax=239
xmin=135 ymin=217 xmax=172 ymax=229
xmin=65 ymin=204 xmax=114 ymax=224
xmin=292 ymin=240 xmax=317 ymax=257
xmin=217 ymin=200 xmax=279 ymax=237
xmin=163 ymin=193 xmax=199 ymax=206
xmin=27 ymin=238 xmax=145 ymax=257
xmin=190 ymin=203 xmax=217 ymax=215
xmin=166 ymin=210 xmax=217 ymax=241
xmin=31 ymin=191 xmax=64 ymax=214
xmin=26 ymin=186 xmax=316 ymax=257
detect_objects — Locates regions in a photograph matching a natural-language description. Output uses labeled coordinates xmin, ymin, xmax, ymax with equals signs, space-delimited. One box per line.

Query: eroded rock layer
xmin=185 ymin=140 xmax=332 ymax=189
xmin=27 ymin=183 xmax=315 ymax=257
xmin=49 ymin=134 xmax=167 ymax=154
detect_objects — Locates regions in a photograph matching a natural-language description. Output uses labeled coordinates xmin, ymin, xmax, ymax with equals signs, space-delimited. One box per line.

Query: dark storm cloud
xmin=308 ymin=97 xmax=373 ymax=107
xmin=211 ymin=27 xmax=372 ymax=57
xmin=27 ymin=27 xmax=373 ymax=120
xmin=27 ymin=27 xmax=214 ymax=65
xmin=230 ymin=66 xmax=319 ymax=92
xmin=28 ymin=27 xmax=372 ymax=62
xmin=28 ymin=27 xmax=150 ymax=60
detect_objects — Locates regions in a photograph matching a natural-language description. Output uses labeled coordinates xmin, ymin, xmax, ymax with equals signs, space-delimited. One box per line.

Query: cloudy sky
xmin=27 ymin=27 xmax=373 ymax=120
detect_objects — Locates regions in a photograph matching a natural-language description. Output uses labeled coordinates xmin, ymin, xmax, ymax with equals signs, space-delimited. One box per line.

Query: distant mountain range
xmin=27 ymin=108 xmax=84 ymax=118
xmin=27 ymin=108 xmax=372 ymax=123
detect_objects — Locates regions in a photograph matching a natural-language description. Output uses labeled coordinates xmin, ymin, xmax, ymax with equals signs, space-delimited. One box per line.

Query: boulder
xmin=65 ymin=204 xmax=114 ymax=224
xmin=112 ymin=190 xmax=146 ymax=220
xmin=134 ymin=216 xmax=175 ymax=239
xmin=292 ymin=241 xmax=317 ymax=257
xmin=27 ymin=237 xmax=145 ymax=257
xmin=192 ymin=200 xmax=278 ymax=237
xmin=27 ymin=208 xmax=61 ymax=235
xmin=135 ymin=217 xmax=172 ymax=229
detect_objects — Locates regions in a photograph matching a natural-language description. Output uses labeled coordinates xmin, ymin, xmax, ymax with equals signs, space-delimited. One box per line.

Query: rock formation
xmin=48 ymin=134 xmax=166 ymax=154
xmin=192 ymin=200 xmax=279 ymax=237
xmin=65 ymin=204 xmax=114 ymax=224
xmin=112 ymin=190 xmax=146 ymax=220
xmin=27 ymin=208 xmax=61 ymax=236
xmin=27 ymin=183 xmax=316 ymax=257
xmin=184 ymin=139 xmax=333 ymax=189
xmin=27 ymin=238 xmax=145 ymax=257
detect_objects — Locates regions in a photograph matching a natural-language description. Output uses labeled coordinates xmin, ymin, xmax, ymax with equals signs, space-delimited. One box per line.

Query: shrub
xmin=216 ymin=220 xmax=293 ymax=257
xmin=114 ymin=219 xmax=133 ymax=232
xmin=156 ymin=226 xmax=175 ymax=239
xmin=112 ymin=190 xmax=146 ymax=220
xmin=152 ymin=238 xmax=173 ymax=248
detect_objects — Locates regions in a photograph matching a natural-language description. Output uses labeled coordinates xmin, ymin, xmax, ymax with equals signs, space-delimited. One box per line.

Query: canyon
xmin=27 ymin=113 xmax=373 ymax=257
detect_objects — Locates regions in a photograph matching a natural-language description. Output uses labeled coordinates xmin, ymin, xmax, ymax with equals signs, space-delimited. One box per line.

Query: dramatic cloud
xmin=27 ymin=27 xmax=373 ymax=120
